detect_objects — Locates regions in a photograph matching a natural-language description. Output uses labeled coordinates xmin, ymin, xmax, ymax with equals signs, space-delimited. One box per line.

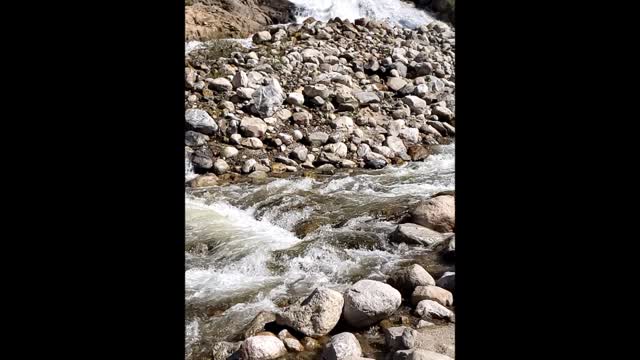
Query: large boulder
xmin=240 ymin=117 xmax=268 ymax=138
xmin=240 ymin=335 xmax=287 ymax=360
xmin=185 ymin=109 xmax=218 ymax=135
xmin=387 ymin=264 xmax=436 ymax=296
xmin=390 ymin=223 xmax=448 ymax=246
xmin=251 ymin=79 xmax=285 ymax=117
xmin=343 ymin=280 xmax=402 ymax=327
xmin=321 ymin=332 xmax=362 ymax=360
xmin=411 ymin=286 xmax=453 ymax=306
xmin=276 ymin=288 xmax=344 ymax=337
xmin=410 ymin=195 xmax=455 ymax=232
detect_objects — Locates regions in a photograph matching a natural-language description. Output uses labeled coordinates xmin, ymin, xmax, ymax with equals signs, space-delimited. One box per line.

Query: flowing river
xmin=185 ymin=143 xmax=454 ymax=358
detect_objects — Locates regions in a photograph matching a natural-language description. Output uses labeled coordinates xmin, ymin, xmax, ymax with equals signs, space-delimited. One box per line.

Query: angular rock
xmin=192 ymin=146 xmax=214 ymax=169
xmin=237 ymin=87 xmax=256 ymax=100
xmin=432 ymin=106 xmax=454 ymax=121
xmin=185 ymin=109 xmax=218 ymax=135
xmin=387 ymin=264 xmax=436 ymax=295
xmin=322 ymin=332 xmax=362 ymax=360
xmin=290 ymin=145 xmax=309 ymax=162
xmin=242 ymin=159 xmax=257 ymax=174
xmin=308 ymin=132 xmax=329 ymax=147
xmin=384 ymin=326 xmax=417 ymax=351
xmin=387 ymin=77 xmax=408 ymax=92
xmin=323 ymin=142 xmax=348 ymax=158
xmin=251 ymin=79 xmax=285 ymax=117
xmin=253 ymin=31 xmax=272 ymax=44
xmin=331 ymin=116 xmax=354 ymax=131
xmin=232 ymin=71 xmax=248 ymax=89
xmin=402 ymin=96 xmax=427 ymax=113
xmin=385 ymin=136 xmax=408 ymax=156
xmin=304 ymin=84 xmax=333 ymax=99
xmin=410 ymin=195 xmax=455 ymax=232
xmin=209 ymin=77 xmax=233 ymax=92
xmin=354 ymin=91 xmax=380 ymax=105
xmin=243 ymin=311 xmax=276 ymax=339
xmin=287 ymin=92 xmax=305 ymax=106
xmin=240 ymin=335 xmax=286 ymax=360
xmin=276 ymin=288 xmax=344 ymax=337
xmin=240 ymin=117 xmax=268 ymax=138
xmin=213 ymin=159 xmax=230 ymax=175
xmin=241 ymin=137 xmax=264 ymax=149
xmin=342 ymin=280 xmax=402 ymax=327
xmin=414 ymin=300 xmax=454 ymax=321
xmin=211 ymin=341 xmax=242 ymax=360
xmin=407 ymin=145 xmax=429 ymax=161
xmin=390 ymin=223 xmax=448 ymax=246
xmin=399 ymin=128 xmax=420 ymax=143
xmin=364 ymin=152 xmax=387 ymax=169
xmin=185 ymin=131 xmax=210 ymax=147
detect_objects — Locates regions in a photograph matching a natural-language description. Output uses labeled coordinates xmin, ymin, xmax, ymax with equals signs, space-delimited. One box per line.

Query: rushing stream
xmin=185 ymin=143 xmax=454 ymax=358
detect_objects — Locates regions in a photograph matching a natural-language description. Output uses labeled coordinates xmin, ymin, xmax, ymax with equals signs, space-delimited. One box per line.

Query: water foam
xmin=289 ymin=0 xmax=436 ymax=28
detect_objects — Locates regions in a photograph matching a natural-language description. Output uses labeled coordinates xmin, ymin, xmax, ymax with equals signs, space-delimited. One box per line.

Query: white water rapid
xmin=185 ymin=143 xmax=455 ymax=358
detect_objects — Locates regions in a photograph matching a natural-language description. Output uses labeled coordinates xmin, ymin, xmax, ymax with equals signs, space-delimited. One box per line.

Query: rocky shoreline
xmin=187 ymin=193 xmax=456 ymax=360
xmin=185 ymin=16 xmax=455 ymax=188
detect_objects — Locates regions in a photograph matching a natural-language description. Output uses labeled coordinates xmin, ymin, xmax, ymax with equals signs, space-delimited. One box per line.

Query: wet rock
xmin=302 ymin=337 xmax=322 ymax=351
xmin=211 ymin=341 xmax=242 ymax=360
xmin=192 ymin=146 xmax=214 ymax=170
xmin=410 ymin=195 xmax=455 ymax=233
xmin=188 ymin=175 xmax=218 ymax=188
xmin=407 ymin=145 xmax=430 ymax=161
xmin=364 ymin=152 xmax=387 ymax=169
xmin=414 ymin=300 xmax=454 ymax=321
xmin=411 ymin=286 xmax=453 ymax=307
xmin=317 ymin=164 xmax=337 ymax=174
xmin=390 ymin=223 xmax=448 ymax=246
xmin=341 ymin=159 xmax=357 ymax=168
xmin=243 ymin=311 xmax=277 ymax=339
xmin=185 ymin=109 xmax=218 ymax=135
xmin=436 ymin=272 xmax=455 ymax=293
xmin=398 ymin=349 xmax=453 ymax=360
xmin=248 ymin=170 xmax=269 ymax=180
xmin=276 ymin=288 xmax=344 ymax=337
xmin=185 ymin=131 xmax=210 ymax=147
xmin=240 ymin=117 xmax=267 ymax=138
xmin=387 ymin=264 xmax=436 ymax=296
xmin=240 ymin=335 xmax=286 ymax=360
xmin=322 ymin=332 xmax=362 ymax=360
xmin=275 ymin=156 xmax=298 ymax=167
xmin=343 ymin=279 xmax=402 ymax=327
xmin=384 ymin=326 xmax=417 ymax=351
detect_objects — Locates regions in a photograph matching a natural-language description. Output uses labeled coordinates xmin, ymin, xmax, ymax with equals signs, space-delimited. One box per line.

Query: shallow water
xmin=185 ymin=143 xmax=454 ymax=358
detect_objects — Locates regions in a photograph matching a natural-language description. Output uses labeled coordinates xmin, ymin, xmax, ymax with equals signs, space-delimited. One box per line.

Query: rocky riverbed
xmin=185 ymin=3 xmax=455 ymax=359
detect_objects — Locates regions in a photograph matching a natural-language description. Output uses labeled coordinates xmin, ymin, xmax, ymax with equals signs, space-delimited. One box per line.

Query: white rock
xmin=276 ymin=288 xmax=344 ymax=337
xmin=321 ymin=332 xmax=362 ymax=360
xmin=240 ymin=335 xmax=286 ymax=360
xmin=342 ymin=280 xmax=402 ymax=327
